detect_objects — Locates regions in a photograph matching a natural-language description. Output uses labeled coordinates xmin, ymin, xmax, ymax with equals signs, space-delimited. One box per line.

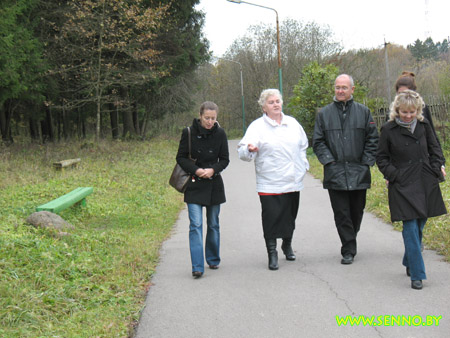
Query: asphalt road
xmin=134 ymin=140 xmax=450 ymax=338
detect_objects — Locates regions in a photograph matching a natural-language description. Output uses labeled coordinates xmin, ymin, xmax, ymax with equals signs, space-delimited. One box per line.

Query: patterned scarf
xmin=395 ymin=117 xmax=417 ymax=133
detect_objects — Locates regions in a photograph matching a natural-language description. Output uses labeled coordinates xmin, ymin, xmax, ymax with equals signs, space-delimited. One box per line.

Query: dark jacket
xmin=313 ymin=98 xmax=379 ymax=190
xmin=376 ymin=119 xmax=446 ymax=222
xmin=176 ymin=118 xmax=229 ymax=206
xmin=386 ymin=104 xmax=444 ymax=162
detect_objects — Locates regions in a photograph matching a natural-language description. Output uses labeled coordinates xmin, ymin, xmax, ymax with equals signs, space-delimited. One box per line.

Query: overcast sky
xmin=196 ymin=0 xmax=450 ymax=56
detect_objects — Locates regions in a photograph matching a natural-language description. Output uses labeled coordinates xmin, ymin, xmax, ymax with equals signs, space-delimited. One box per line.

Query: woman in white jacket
xmin=238 ymin=89 xmax=309 ymax=270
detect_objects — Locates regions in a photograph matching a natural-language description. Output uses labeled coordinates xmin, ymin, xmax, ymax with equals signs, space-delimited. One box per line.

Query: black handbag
xmin=169 ymin=127 xmax=194 ymax=193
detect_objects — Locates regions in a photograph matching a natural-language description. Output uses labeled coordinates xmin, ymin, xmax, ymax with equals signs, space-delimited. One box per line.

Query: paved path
xmin=135 ymin=140 xmax=450 ymax=338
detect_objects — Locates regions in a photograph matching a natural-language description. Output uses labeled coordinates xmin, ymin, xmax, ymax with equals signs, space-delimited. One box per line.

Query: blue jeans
xmin=187 ymin=204 xmax=221 ymax=273
xmin=402 ymin=218 xmax=427 ymax=281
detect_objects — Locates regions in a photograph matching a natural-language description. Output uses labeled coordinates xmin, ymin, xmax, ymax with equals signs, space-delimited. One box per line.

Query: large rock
xmin=26 ymin=211 xmax=74 ymax=231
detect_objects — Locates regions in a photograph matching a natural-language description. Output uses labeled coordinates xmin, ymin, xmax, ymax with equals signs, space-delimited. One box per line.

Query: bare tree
xmin=196 ymin=18 xmax=342 ymax=131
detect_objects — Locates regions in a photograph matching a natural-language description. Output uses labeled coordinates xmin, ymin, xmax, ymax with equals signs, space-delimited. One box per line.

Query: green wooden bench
xmin=36 ymin=187 xmax=93 ymax=213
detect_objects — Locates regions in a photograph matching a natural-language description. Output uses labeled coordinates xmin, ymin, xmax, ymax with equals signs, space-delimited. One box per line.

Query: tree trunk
xmin=0 ymin=100 xmax=14 ymax=144
xmin=29 ymin=117 xmax=41 ymax=141
xmin=95 ymin=2 xmax=106 ymax=142
xmin=41 ymin=105 xmax=54 ymax=143
xmin=56 ymin=109 xmax=62 ymax=141
xmin=132 ymin=102 xmax=141 ymax=136
xmin=62 ymin=106 xmax=68 ymax=139
xmin=141 ymin=112 xmax=148 ymax=138
xmin=0 ymin=106 xmax=6 ymax=141
xmin=109 ymin=103 xmax=119 ymax=139
xmin=122 ymin=110 xmax=136 ymax=138
xmin=76 ymin=107 xmax=82 ymax=139
xmin=81 ymin=113 xmax=86 ymax=139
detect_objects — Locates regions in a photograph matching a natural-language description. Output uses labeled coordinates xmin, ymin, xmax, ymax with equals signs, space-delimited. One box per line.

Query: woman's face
xmin=263 ymin=95 xmax=282 ymax=116
xmin=398 ymin=107 xmax=418 ymax=123
xmin=199 ymin=109 xmax=217 ymax=129
xmin=397 ymin=86 xmax=410 ymax=93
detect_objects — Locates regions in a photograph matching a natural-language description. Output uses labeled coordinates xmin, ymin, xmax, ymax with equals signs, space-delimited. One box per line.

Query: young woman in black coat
xmin=376 ymin=90 xmax=447 ymax=290
xmin=176 ymin=101 xmax=230 ymax=278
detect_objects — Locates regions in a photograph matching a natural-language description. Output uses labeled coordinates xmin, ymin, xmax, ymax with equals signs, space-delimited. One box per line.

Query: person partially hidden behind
xmin=313 ymin=74 xmax=379 ymax=265
xmin=376 ymin=90 xmax=447 ymax=290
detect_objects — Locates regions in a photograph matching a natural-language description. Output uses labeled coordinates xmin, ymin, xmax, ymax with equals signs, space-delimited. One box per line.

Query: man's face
xmin=334 ymin=76 xmax=355 ymax=102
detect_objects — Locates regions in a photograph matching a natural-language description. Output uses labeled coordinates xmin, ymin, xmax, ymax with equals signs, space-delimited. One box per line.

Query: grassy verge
xmin=1 ymin=141 xmax=448 ymax=337
xmin=0 ymin=139 xmax=184 ymax=337
xmin=307 ymin=149 xmax=450 ymax=261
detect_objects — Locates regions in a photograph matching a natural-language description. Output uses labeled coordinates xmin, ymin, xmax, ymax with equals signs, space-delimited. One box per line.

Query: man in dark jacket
xmin=313 ymin=74 xmax=379 ymax=264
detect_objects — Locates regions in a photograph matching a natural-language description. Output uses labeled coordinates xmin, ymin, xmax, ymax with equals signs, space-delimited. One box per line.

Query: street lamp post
xmin=384 ymin=39 xmax=392 ymax=104
xmin=216 ymin=57 xmax=246 ymax=133
xmin=227 ymin=0 xmax=282 ymax=95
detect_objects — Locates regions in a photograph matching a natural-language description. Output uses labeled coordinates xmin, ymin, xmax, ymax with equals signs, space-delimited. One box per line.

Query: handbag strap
xmin=187 ymin=127 xmax=192 ymax=160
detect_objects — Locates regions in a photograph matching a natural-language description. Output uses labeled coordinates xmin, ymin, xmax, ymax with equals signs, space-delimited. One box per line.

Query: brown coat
xmin=376 ymin=120 xmax=446 ymax=222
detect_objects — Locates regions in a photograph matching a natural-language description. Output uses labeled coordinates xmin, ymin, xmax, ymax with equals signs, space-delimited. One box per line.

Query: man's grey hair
xmin=335 ymin=74 xmax=354 ymax=87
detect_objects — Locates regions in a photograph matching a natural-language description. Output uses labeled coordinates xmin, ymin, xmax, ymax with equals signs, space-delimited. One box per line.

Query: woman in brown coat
xmin=376 ymin=90 xmax=446 ymax=290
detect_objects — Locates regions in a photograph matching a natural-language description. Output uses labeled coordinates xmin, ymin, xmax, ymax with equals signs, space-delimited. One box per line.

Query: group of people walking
xmin=174 ymin=72 xmax=447 ymax=290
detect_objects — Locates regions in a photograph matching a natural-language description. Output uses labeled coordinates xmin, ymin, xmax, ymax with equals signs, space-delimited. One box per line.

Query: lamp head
xmin=227 ymin=0 xmax=242 ymax=3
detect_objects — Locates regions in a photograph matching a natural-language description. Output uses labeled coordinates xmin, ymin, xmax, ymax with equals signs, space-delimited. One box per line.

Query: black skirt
xmin=259 ymin=192 xmax=300 ymax=239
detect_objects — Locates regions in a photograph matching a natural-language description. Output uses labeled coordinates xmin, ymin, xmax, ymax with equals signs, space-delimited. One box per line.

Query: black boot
xmin=265 ymin=239 xmax=278 ymax=270
xmin=281 ymin=237 xmax=296 ymax=261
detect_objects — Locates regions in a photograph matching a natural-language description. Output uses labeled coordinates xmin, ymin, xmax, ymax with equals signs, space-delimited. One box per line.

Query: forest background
xmin=1 ymin=0 xmax=449 ymax=143
xmin=1 ymin=1 xmax=449 ymax=337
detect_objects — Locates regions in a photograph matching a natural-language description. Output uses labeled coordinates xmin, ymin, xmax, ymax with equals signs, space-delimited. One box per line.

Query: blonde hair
xmin=258 ymin=89 xmax=283 ymax=108
xmin=389 ymin=89 xmax=424 ymax=122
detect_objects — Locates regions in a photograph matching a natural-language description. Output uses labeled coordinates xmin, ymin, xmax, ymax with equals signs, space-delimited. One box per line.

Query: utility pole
xmin=384 ymin=39 xmax=392 ymax=104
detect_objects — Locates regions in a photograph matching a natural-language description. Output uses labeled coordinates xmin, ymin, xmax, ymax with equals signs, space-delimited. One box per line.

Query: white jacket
xmin=238 ymin=113 xmax=309 ymax=193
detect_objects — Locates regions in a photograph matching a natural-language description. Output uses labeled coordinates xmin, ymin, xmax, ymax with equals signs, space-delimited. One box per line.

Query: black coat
xmin=376 ymin=120 xmax=446 ymax=222
xmin=386 ymin=104 xmax=444 ymax=162
xmin=176 ymin=118 xmax=229 ymax=206
xmin=313 ymin=99 xmax=379 ymax=190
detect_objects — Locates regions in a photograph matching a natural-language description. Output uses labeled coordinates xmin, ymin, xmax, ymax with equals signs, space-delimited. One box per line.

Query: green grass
xmin=307 ymin=150 xmax=450 ymax=261
xmin=0 ymin=139 xmax=184 ymax=337
xmin=1 ymin=140 xmax=449 ymax=337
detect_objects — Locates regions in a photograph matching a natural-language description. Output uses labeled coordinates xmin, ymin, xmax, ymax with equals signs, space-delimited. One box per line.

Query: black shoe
xmin=209 ymin=265 xmax=219 ymax=270
xmin=411 ymin=280 xmax=422 ymax=290
xmin=341 ymin=254 xmax=354 ymax=265
xmin=265 ymin=239 xmax=279 ymax=270
xmin=268 ymin=251 xmax=279 ymax=270
xmin=192 ymin=271 xmax=203 ymax=278
xmin=406 ymin=267 xmax=410 ymax=277
xmin=281 ymin=239 xmax=296 ymax=261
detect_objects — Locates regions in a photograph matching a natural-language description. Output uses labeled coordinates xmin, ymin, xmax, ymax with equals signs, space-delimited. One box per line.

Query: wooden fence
xmin=370 ymin=95 xmax=450 ymax=144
